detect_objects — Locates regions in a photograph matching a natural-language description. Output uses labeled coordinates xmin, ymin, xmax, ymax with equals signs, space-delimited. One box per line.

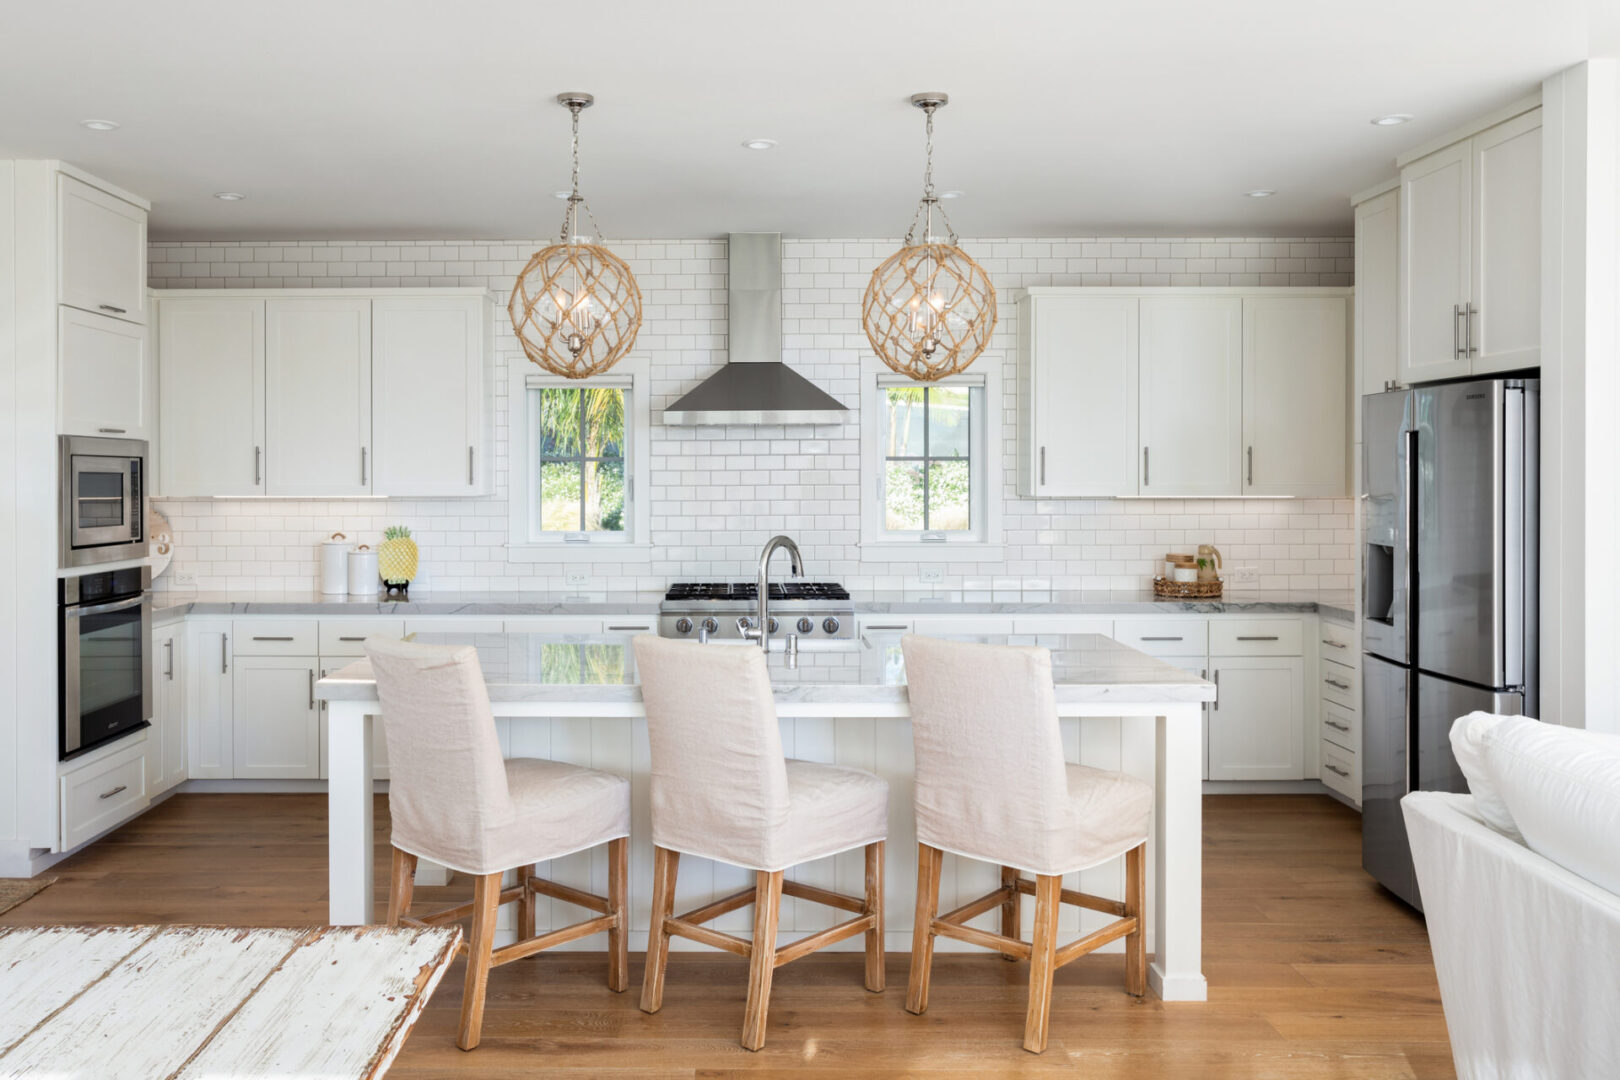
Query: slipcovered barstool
xmin=899 ymin=635 xmax=1152 ymax=1053
xmin=364 ymin=636 xmax=632 ymax=1051
xmin=632 ymin=635 xmax=889 ymax=1051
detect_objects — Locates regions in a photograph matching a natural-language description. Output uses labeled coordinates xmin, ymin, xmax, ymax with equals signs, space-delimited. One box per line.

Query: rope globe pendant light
xmin=862 ymin=93 xmax=996 ymax=382
xmin=509 ymin=92 xmax=643 ymax=379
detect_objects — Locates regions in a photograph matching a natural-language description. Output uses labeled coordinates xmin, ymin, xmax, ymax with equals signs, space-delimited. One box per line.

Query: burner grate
xmin=665 ymin=581 xmax=851 ymax=602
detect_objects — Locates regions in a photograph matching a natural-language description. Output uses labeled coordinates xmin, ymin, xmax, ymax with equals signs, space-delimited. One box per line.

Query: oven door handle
xmin=64 ymin=595 xmax=149 ymax=618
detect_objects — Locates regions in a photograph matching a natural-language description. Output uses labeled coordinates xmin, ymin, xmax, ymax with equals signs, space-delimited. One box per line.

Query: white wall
xmin=148 ymin=235 xmax=1355 ymax=595
xmin=0 ymin=161 xmax=19 ymax=855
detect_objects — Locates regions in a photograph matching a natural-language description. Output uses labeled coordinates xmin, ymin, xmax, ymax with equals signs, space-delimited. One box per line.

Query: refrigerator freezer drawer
xmin=1415 ymin=672 xmax=1522 ymax=795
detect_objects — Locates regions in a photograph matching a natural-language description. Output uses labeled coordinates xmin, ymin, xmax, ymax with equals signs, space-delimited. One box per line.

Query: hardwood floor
xmin=2 ymin=793 xmax=1454 ymax=1078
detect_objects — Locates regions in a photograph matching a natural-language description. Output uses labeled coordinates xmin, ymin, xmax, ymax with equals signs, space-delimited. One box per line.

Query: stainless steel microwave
xmin=59 ymin=435 xmax=147 ymax=569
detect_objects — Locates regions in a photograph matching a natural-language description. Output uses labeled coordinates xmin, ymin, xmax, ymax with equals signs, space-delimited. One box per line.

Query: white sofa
xmin=1405 ymin=789 xmax=1620 ymax=1078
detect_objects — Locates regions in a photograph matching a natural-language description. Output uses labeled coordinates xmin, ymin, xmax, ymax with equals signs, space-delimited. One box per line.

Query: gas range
xmin=658 ymin=581 xmax=856 ymax=643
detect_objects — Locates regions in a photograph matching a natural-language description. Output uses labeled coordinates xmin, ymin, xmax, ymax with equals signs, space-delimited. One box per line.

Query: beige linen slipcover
xmin=900 ymin=634 xmax=1151 ymax=877
xmin=364 ymin=635 xmax=630 ymax=876
xmin=632 ymin=635 xmax=888 ymax=872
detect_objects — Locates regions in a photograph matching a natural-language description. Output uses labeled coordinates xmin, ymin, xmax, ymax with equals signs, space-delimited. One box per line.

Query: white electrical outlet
xmin=174 ymin=570 xmax=198 ymax=587
xmin=565 ymin=569 xmax=590 ymax=587
xmin=919 ymin=567 xmax=944 ymax=583
xmin=1228 ymin=565 xmax=1258 ymax=584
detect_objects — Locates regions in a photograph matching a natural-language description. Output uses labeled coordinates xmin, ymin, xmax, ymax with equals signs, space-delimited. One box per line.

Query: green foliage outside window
xmin=537 ymin=387 xmax=626 ymax=533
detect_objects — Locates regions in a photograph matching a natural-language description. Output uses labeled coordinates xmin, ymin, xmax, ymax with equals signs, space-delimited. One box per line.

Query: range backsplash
xmin=149 ymin=235 xmax=1354 ymax=595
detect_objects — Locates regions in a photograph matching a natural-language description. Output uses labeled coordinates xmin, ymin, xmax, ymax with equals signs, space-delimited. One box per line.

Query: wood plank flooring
xmin=1 ymin=793 xmax=1454 ymax=1078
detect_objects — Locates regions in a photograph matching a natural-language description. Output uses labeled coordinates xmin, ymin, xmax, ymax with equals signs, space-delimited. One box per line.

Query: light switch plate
xmin=1228 ymin=565 xmax=1258 ymax=584
xmin=174 ymin=570 xmax=198 ymax=587
xmin=919 ymin=567 xmax=944 ymax=583
xmin=564 ymin=569 xmax=590 ymax=586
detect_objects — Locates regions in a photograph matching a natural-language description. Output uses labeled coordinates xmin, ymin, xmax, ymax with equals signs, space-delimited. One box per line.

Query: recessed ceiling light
xmin=741 ymin=138 xmax=777 ymax=151
xmin=213 ymin=192 xmax=246 ymax=201
xmin=1244 ymin=189 xmax=1277 ymax=198
xmin=1371 ymin=113 xmax=1414 ymax=126
xmin=80 ymin=119 xmax=119 ymax=132
xmin=938 ymin=190 xmax=965 ymax=199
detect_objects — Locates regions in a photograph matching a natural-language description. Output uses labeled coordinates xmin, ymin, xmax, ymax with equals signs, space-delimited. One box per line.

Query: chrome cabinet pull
xmin=98 ymin=304 xmax=127 ymax=314
xmin=360 ymin=447 xmax=367 ymax=485
xmin=1140 ymin=636 xmax=1183 ymax=642
xmin=98 ymin=784 xmax=128 ymax=800
xmin=308 ymin=669 xmax=315 ymax=710
xmin=1465 ymin=302 xmax=1478 ymax=356
xmin=1325 ymin=718 xmax=1351 ymax=732
xmin=1236 ymin=635 xmax=1279 ymax=641
xmin=468 ymin=446 xmax=475 ymax=485
xmin=319 ymin=669 xmax=327 ymax=712
xmin=1320 ymin=638 xmax=1348 ymax=648
xmin=1143 ymin=446 xmax=1149 ymax=487
xmin=252 ymin=636 xmax=294 ymax=641
xmin=1247 ymin=446 xmax=1254 ymax=486
xmin=221 ymin=635 xmax=228 ymax=674
xmin=338 ymin=636 xmax=366 ymax=642
xmin=1039 ymin=446 xmax=1046 ymax=486
xmin=164 ymin=639 xmax=174 ymax=679
xmin=255 ymin=446 xmax=262 ymax=487
xmin=1325 ymin=677 xmax=1351 ymax=690
xmin=607 ymin=625 xmax=651 ymax=632
xmin=1325 ymin=764 xmax=1351 ymax=778
xmin=98 ymin=427 xmax=126 ymax=434
xmin=1453 ymin=304 xmax=1465 ymax=359
xmin=1212 ymin=669 xmax=1219 ymax=711
xmin=863 ymin=624 xmax=910 ymax=631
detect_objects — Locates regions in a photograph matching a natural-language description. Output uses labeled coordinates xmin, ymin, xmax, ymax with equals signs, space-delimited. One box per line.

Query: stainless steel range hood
xmin=662 ymin=233 xmax=849 ymax=426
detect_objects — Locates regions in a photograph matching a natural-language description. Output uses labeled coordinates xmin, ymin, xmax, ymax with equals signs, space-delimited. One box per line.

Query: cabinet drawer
xmin=1011 ymin=616 xmax=1112 ymax=635
xmin=1209 ymin=618 xmax=1303 ymax=656
xmin=1318 ymin=619 xmax=1357 ymax=662
xmin=1114 ymin=618 xmax=1207 ymax=656
xmin=502 ymin=617 xmax=603 ymax=635
xmin=1321 ymin=659 xmax=1359 ymax=709
xmin=1321 ymin=699 xmax=1360 ymax=752
xmin=233 ymin=620 xmax=318 ymax=656
xmin=60 ymin=737 xmax=149 ymax=850
xmin=913 ymin=616 xmax=1014 ymax=635
xmin=403 ymin=617 xmax=505 ymax=636
xmin=1321 ymin=740 xmax=1358 ymax=802
xmin=319 ymin=619 xmax=406 ymax=656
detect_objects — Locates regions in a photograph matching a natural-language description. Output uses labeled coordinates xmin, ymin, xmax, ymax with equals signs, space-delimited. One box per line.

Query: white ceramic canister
xmin=320 ymin=533 xmax=352 ymax=595
xmin=347 ymin=544 xmax=379 ymax=596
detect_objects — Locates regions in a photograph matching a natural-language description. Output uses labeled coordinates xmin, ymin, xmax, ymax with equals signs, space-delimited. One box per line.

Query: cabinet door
xmin=1355 ymin=190 xmax=1400 ymax=407
xmin=1028 ymin=295 xmax=1138 ymax=496
xmin=1158 ymin=654 xmax=1212 ymax=782
xmin=265 ymin=298 xmax=372 ymax=496
xmin=372 ymin=296 xmax=487 ymax=496
xmin=317 ymin=666 xmax=390 ymax=781
xmin=232 ymin=656 xmax=321 ymax=780
xmin=1138 ymin=296 xmax=1242 ymax=495
xmin=1242 ymin=297 xmax=1348 ymax=497
xmin=1471 ymin=110 xmax=1541 ymax=373
xmin=187 ymin=625 xmax=234 ymax=779
xmin=1399 ymin=143 xmax=1472 ymax=383
xmin=58 ymin=174 xmax=147 ymax=324
xmin=158 ymin=298 xmax=266 ymax=496
xmin=150 ymin=625 xmax=186 ymax=793
xmin=1207 ymin=656 xmax=1305 ymax=780
xmin=59 ymin=308 xmax=150 ymax=439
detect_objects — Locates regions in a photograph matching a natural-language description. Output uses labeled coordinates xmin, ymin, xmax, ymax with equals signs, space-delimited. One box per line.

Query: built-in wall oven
xmin=60 ymin=566 xmax=152 ymax=760
xmin=59 ymin=434 xmax=146 ymax=569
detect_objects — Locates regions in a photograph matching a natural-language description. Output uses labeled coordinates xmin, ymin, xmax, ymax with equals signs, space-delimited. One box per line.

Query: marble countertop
xmin=316 ymin=631 xmax=1216 ymax=706
xmin=154 ymin=587 xmax=1355 ymax=621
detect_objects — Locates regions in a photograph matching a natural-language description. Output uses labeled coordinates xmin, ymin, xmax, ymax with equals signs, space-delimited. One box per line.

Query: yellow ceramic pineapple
xmin=378 ymin=525 xmax=418 ymax=596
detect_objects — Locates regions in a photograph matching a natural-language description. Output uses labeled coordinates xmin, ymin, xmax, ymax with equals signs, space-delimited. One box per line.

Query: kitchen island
xmin=316 ymin=631 xmax=1216 ymax=1001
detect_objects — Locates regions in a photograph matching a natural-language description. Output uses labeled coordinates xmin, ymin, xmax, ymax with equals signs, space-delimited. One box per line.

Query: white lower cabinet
xmin=149 ymin=624 xmax=186 ymax=794
xmin=1207 ymin=656 xmax=1306 ymax=781
xmin=232 ymin=656 xmax=321 ymax=780
xmin=187 ymin=624 xmax=234 ymax=779
xmin=60 ymin=736 xmax=150 ymax=850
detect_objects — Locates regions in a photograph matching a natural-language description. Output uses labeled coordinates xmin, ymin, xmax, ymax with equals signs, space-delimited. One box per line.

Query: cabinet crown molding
xmin=1394 ymin=92 xmax=1542 ymax=170
xmin=1016 ymin=285 xmax=1351 ymax=299
xmin=150 ymin=286 xmax=495 ymax=299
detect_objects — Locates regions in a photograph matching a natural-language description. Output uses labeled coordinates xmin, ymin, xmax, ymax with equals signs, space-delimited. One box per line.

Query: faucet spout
xmin=754 ymin=534 xmax=803 ymax=653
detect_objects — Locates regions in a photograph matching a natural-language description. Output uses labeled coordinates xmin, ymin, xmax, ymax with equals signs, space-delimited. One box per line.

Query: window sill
xmin=507 ymin=542 xmax=654 ymax=564
xmin=857 ymin=541 xmax=1006 ymax=564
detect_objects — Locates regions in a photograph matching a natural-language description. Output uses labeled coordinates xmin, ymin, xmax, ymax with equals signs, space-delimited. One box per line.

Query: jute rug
xmin=0 ymin=877 xmax=56 ymax=917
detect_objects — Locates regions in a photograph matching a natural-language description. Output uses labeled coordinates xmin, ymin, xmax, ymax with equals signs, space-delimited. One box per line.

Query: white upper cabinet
xmin=265 ymin=298 xmax=372 ymax=497
xmin=58 ymin=174 xmax=147 ymax=324
xmin=1354 ymin=188 xmax=1400 ymax=408
xmin=58 ymin=308 xmax=150 ymax=440
xmin=1241 ymin=297 xmax=1348 ymax=497
xmin=372 ymin=296 xmax=488 ymax=496
xmin=1016 ymin=294 xmax=1138 ymax=496
xmin=157 ymin=298 xmax=266 ymax=496
xmin=1399 ymin=108 xmax=1540 ymax=384
xmin=1470 ymin=110 xmax=1541 ymax=373
xmin=1138 ymin=296 xmax=1243 ymax=496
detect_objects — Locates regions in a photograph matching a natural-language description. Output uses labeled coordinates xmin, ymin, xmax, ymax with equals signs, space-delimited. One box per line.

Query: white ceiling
xmin=0 ymin=1 xmax=1596 ymax=241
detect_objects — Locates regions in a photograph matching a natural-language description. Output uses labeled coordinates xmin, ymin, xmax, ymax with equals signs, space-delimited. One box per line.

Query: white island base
xmin=321 ymin=633 xmax=1211 ymax=1003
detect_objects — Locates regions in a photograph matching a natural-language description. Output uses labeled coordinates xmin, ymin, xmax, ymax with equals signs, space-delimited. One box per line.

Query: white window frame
xmin=507 ymin=355 xmax=652 ymax=562
xmin=860 ymin=360 xmax=1003 ymax=561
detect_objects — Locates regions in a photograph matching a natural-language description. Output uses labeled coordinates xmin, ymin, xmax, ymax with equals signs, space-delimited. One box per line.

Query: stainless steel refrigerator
xmin=1360 ymin=378 xmax=1538 ymax=908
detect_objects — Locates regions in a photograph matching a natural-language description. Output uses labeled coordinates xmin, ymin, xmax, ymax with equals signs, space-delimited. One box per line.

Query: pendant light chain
xmin=558 ymin=100 xmax=608 ymax=247
xmin=905 ymin=102 xmax=958 ymax=247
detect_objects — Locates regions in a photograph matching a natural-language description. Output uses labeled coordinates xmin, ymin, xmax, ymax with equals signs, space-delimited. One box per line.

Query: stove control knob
xmin=822 ymin=617 xmax=841 ymax=635
xmin=767 ymin=617 xmax=780 ymax=634
xmin=736 ymin=616 xmax=755 ymax=634
xmin=700 ymin=617 xmax=719 ymax=634
xmin=797 ymin=617 xmax=814 ymax=634
xmin=674 ymin=617 xmax=693 ymax=635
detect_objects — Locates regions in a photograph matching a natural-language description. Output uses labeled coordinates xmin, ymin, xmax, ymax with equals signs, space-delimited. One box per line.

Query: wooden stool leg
xmin=639 ymin=846 xmax=679 ymax=1014
xmin=1022 ymin=873 xmax=1062 ymax=1054
xmin=905 ymin=843 xmax=943 ymax=1015
xmin=1124 ymin=842 xmax=1146 ymax=997
xmin=740 ymin=869 xmax=784 ymax=1051
xmin=999 ymin=865 xmax=1022 ymax=961
xmin=456 ymin=871 xmax=503 ymax=1051
xmin=387 ymin=848 xmax=417 ymax=925
xmin=517 ymin=863 xmax=537 ymax=943
xmin=863 ymin=840 xmax=885 ymax=993
xmin=607 ymin=836 xmax=629 ymax=993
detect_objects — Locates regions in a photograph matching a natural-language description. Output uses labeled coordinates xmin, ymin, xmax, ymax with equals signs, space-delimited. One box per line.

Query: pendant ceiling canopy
xmin=509 ymin=92 xmax=643 ymax=379
xmin=862 ymin=93 xmax=997 ymax=382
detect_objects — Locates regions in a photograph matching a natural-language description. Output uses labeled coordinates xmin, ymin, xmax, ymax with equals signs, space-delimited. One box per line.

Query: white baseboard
xmin=1202 ymin=779 xmax=1334 ymax=795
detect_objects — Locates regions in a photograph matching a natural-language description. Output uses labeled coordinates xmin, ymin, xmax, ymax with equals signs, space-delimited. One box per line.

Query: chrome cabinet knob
xmin=674 ymin=617 xmax=693 ymax=635
xmin=822 ymin=617 xmax=841 ymax=634
xmin=797 ymin=616 xmax=814 ymax=634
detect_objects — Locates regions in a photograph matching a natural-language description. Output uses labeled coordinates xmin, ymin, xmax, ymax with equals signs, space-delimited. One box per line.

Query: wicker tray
xmin=1152 ymin=577 xmax=1223 ymax=599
